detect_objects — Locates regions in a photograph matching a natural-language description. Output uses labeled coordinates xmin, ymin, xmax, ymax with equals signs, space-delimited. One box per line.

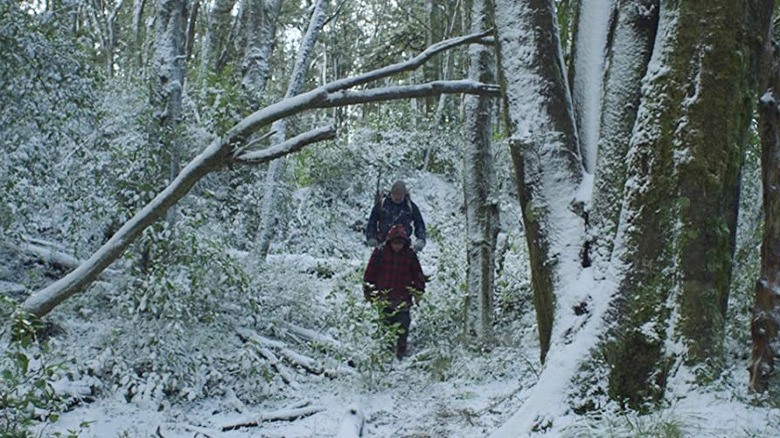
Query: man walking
xmin=365 ymin=180 xmax=426 ymax=252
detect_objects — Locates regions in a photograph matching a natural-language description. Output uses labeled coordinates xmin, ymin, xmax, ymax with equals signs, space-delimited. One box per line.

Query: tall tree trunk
xmin=151 ymin=0 xmax=189 ymax=225
xmin=603 ymin=0 xmax=768 ymax=408
xmin=132 ymin=0 xmax=147 ymax=72
xmin=750 ymin=0 xmax=780 ymax=393
xmin=463 ymin=0 xmax=498 ymax=341
xmin=490 ymin=0 xmax=771 ymax=434
xmin=241 ymin=0 xmax=283 ymax=96
xmin=494 ymin=0 xmax=584 ymax=363
xmin=185 ymin=0 xmax=200 ymax=62
xmin=423 ymin=0 xmax=462 ymax=171
xmin=589 ymin=0 xmax=659 ymax=274
xmin=200 ymin=0 xmax=238 ymax=77
xmin=423 ymin=0 xmax=441 ymax=112
xmin=568 ymin=0 xmax=615 ymax=173
xmin=256 ymin=0 xmax=329 ymax=261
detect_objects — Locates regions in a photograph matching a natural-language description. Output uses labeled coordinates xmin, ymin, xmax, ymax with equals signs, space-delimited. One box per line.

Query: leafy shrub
xmin=0 ymin=299 xmax=70 ymax=437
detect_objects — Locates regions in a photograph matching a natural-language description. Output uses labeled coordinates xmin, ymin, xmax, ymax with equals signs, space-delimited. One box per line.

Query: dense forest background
xmin=1 ymin=0 xmax=780 ymax=436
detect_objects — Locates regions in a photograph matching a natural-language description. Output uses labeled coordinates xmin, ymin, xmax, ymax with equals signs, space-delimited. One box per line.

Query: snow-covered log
xmin=220 ymin=405 xmax=324 ymax=431
xmin=235 ymin=326 xmax=324 ymax=375
xmin=21 ymin=30 xmax=499 ymax=319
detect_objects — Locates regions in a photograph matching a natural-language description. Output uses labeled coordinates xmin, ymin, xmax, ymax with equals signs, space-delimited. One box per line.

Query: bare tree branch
xmin=235 ymin=125 xmax=336 ymax=164
xmin=322 ymin=28 xmax=495 ymax=93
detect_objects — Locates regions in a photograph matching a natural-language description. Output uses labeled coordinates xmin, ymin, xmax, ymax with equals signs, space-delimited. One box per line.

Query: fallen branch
xmin=256 ymin=346 xmax=299 ymax=389
xmin=220 ymin=405 xmax=324 ymax=431
xmin=16 ymin=239 xmax=120 ymax=278
xmin=235 ymin=326 xmax=324 ymax=375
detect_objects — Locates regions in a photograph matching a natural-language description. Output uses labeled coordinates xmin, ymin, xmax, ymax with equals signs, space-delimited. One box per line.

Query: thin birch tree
xmin=463 ymin=0 xmax=498 ymax=341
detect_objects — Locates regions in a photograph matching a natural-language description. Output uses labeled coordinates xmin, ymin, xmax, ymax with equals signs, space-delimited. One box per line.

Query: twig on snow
xmin=220 ymin=405 xmax=325 ymax=431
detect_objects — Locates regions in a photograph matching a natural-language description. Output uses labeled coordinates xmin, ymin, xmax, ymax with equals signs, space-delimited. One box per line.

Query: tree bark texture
xmin=463 ymin=0 xmax=498 ymax=341
xmin=589 ymin=0 xmax=659 ymax=274
xmin=132 ymin=0 xmax=147 ymax=71
xmin=750 ymin=0 xmax=780 ymax=393
xmin=604 ymin=0 xmax=770 ymax=407
xmin=493 ymin=0 xmax=584 ymax=363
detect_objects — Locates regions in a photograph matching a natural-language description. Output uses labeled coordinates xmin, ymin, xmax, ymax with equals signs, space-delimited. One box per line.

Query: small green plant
xmin=0 ymin=299 xmax=71 ymax=438
xmin=326 ymin=285 xmax=399 ymax=386
xmin=51 ymin=421 xmax=94 ymax=438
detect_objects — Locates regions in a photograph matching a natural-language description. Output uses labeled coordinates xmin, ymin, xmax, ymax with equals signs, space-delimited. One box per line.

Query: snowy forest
xmin=2 ymin=0 xmax=780 ymax=436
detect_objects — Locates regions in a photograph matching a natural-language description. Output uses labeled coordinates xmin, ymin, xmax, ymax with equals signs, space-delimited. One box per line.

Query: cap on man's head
xmin=390 ymin=180 xmax=407 ymax=196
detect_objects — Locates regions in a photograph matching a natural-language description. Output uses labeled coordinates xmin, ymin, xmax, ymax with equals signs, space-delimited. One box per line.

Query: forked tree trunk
xmin=750 ymin=0 xmax=780 ymax=393
xmin=490 ymin=0 xmax=771 ymax=434
xmin=596 ymin=0 xmax=769 ymax=410
xmin=463 ymin=0 xmax=498 ymax=341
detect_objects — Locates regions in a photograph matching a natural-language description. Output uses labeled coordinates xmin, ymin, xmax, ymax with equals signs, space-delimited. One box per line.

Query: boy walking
xmin=363 ymin=224 xmax=426 ymax=359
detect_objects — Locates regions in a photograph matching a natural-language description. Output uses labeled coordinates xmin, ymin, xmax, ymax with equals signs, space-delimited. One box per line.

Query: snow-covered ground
xmin=12 ymin=171 xmax=780 ymax=438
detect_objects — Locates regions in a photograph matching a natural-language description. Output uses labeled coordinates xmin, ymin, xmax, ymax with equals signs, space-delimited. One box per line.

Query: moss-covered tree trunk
xmin=494 ymin=0 xmax=584 ymax=362
xmin=603 ymin=0 xmax=770 ymax=407
xmin=589 ymin=0 xmax=659 ymax=274
xmin=750 ymin=0 xmax=780 ymax=393
xmin=491 ymin=1 xmax=772 ymax=434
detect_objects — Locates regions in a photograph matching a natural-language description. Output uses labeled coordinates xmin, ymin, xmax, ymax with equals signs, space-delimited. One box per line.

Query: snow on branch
xmin=235 ymin=326 xmax=325 ymax=375
xmin=234 ymin=125 xmax=336 ymax=164
xmin=323 ymin=80 xmax=501 ymax=107
xmin=323 ymin=28 xmax=495 ymax=93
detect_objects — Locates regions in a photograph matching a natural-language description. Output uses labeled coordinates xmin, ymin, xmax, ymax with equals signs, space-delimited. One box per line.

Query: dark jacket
xmin=365 ymin=195 xmax=426 ymax=243
xmin=363 ymin=225 xmax=425 ymax=308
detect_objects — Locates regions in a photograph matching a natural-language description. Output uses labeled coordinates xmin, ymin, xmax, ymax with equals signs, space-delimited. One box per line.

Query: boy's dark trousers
xmin=383 ymin=307 xmax=411 ymax=359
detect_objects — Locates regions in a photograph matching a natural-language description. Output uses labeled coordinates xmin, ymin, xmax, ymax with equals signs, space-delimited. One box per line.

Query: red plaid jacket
xmin=363 ymin=245 xmax=425 ymax=307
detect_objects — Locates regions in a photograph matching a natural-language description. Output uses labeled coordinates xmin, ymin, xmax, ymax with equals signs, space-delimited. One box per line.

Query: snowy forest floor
xmin=7 ymin=172 xmax=780 ymax=437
